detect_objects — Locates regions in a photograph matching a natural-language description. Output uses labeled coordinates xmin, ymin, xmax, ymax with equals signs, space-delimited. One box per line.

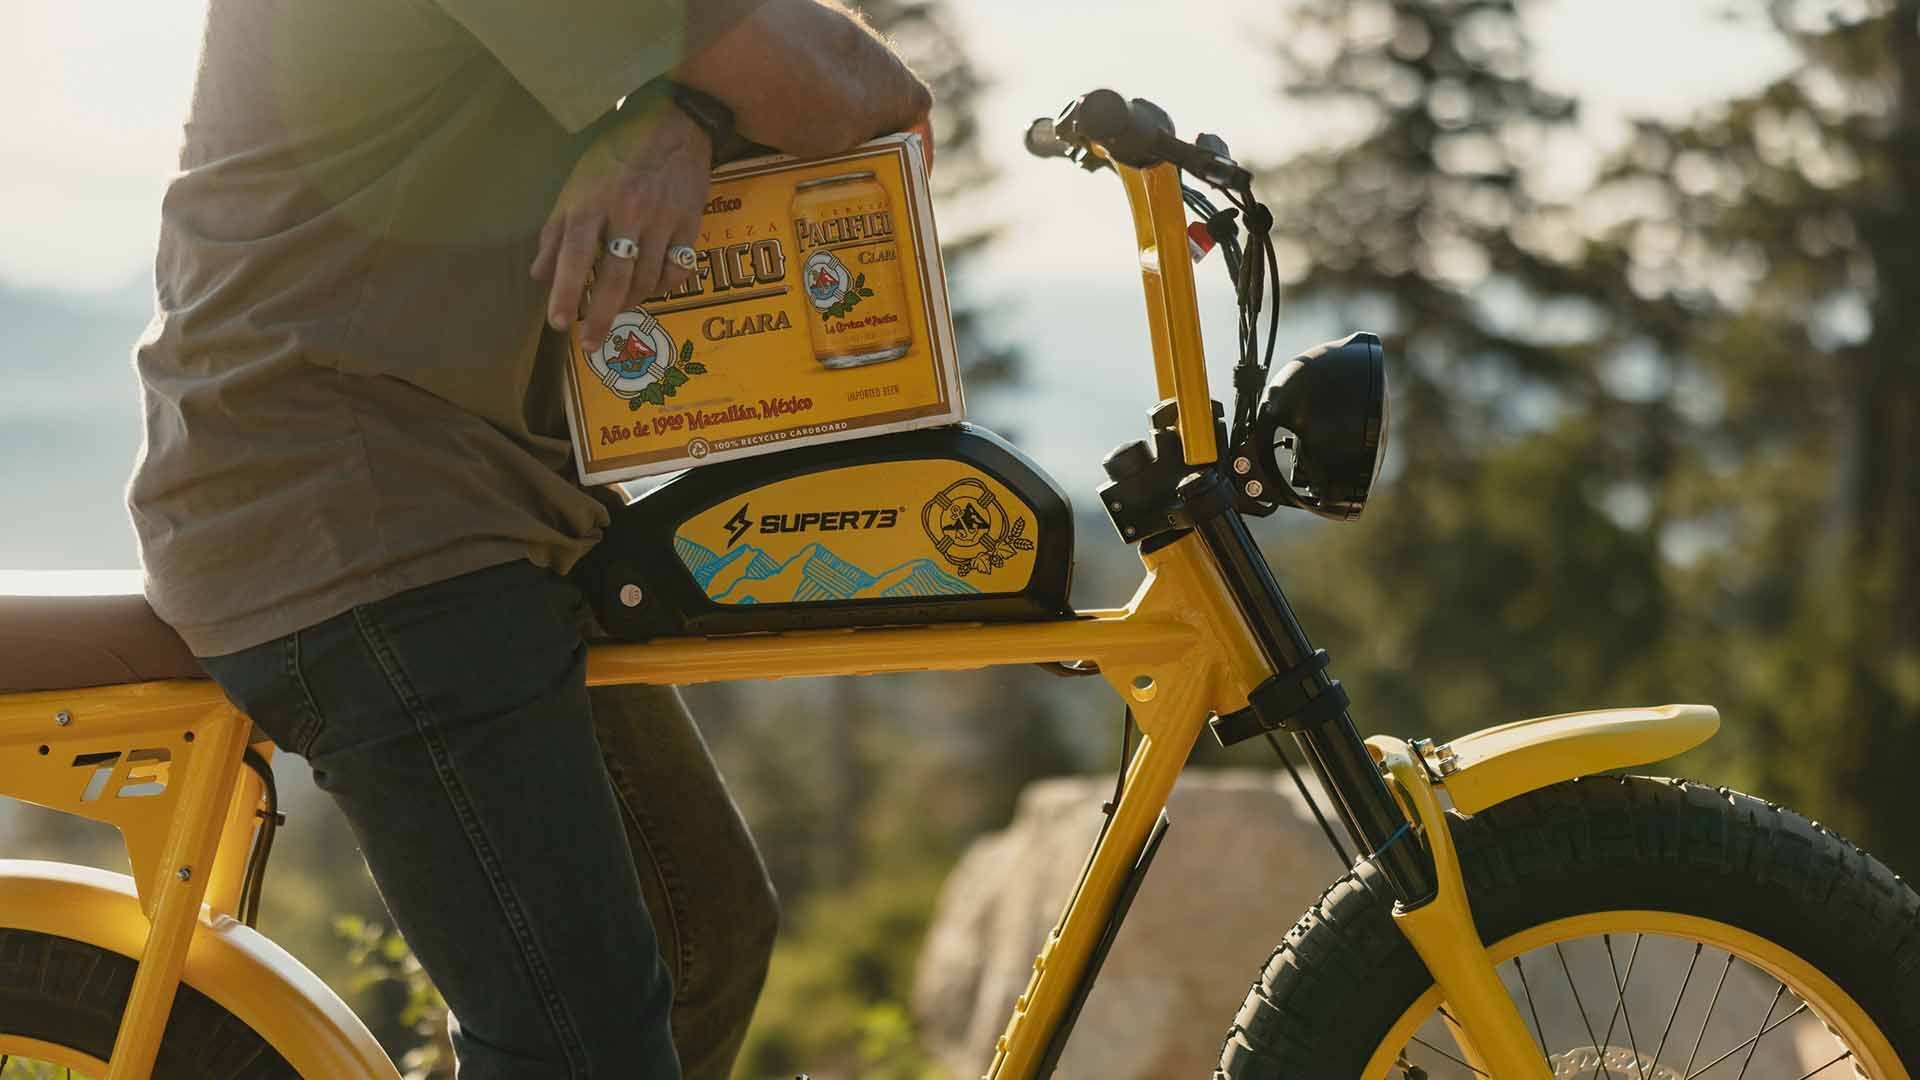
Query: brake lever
xmin=1154 ymin=132 xmax=1252 ymax=189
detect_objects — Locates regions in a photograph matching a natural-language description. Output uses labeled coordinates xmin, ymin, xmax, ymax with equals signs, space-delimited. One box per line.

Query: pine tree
xmin=1574 ymin=0 xmax=1920 ymax=869
xmin=1255 ymin=0 xmax=1680 ymax=730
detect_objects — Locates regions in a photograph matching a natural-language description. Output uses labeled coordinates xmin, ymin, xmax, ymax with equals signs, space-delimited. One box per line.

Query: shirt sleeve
xmin=434 ymin=0 xmax=768 ymax=133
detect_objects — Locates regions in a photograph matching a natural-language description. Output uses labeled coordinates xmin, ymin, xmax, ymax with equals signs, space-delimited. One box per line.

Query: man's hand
xmin=531 ymin=101 xmax=713 ymax=351
xmin=908 ymin=115 xmax=934 ymax=174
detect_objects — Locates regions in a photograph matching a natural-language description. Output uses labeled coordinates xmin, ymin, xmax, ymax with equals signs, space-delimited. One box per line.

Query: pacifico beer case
xmin=561 ymin=133 xmax=962 ymax=485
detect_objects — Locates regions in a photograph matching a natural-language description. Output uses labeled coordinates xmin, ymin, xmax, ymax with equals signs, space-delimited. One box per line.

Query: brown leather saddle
xmin=0 ymin=578 xmax=207 ymax=693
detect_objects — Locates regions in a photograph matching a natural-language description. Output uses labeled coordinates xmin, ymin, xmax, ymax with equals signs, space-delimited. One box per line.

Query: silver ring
xmin=667 ymin=244 xmax=697 ymax=272
xmin=605 ymin=236 xmax=639 ymax=260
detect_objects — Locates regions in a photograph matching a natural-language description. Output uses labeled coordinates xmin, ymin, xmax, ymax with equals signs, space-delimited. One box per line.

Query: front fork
xmin=1178 ymin=470 xmax=1551 ymax=1078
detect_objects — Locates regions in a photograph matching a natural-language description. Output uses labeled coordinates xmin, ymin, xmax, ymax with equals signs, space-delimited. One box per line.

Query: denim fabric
xmin=200 ymin=560 xmax=776 ymax=1079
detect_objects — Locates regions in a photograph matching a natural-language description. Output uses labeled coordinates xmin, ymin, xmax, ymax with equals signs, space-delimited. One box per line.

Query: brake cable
xmin=1181 ymin=163 xmax=1352 ymax=869
xmin=236 ymin=745 xmax=286 ymax=928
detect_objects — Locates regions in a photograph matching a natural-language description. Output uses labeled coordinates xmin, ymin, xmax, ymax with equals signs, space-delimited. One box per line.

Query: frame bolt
xmin=1232 ymin=456 xmax=1252 ymax=475
xmin=1433 ymin=743 xmax=1459 ymax=775
xmin=618 ymin=583 xmax=644 ymax=608
xmin=54 ymin=711 xmax=72 ymax=726
xmin=1244 ymin=480 xmax=1264 ymax=498
xmin=176 ymin=867 xmax=192 ymax=882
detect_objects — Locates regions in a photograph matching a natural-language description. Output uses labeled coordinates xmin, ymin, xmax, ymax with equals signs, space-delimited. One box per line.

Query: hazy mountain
xmin=0 ymin=276 xmax=153 ymax=570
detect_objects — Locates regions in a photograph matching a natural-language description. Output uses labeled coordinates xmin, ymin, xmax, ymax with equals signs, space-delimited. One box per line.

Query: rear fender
xmin=0 ymin=859 xmax=399 ymax=1079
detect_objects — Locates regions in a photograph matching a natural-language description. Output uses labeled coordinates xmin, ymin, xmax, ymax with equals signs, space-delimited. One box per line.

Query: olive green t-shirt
xmin=129 ymin=0 xmax=758 ymax=656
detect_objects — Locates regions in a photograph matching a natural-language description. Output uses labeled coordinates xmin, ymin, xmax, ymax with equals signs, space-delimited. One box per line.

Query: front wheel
xmin=1216 ymin=777 xmax=1920 ymax=1078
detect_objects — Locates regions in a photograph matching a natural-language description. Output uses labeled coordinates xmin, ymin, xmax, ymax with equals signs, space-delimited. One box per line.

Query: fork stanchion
xmin=1178 ymin=470 xmax=1439 ymax=904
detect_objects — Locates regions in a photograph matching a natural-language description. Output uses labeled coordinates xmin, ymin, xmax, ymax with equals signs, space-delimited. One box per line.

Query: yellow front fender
xmin=1427 ymin=703 xmax=1720 ymax=814
xmin=0 ymin=859 xmax=399 ymax=1080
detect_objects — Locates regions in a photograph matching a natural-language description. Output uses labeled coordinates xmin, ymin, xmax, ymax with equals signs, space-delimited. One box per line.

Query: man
xmin=128 ymin=1 xmax=932 ymax=1076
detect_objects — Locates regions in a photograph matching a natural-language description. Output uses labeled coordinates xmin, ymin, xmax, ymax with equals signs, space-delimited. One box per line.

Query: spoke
xmin=1590 ymin=934 xmax=1648 ymax=1080
xmin=1683 ymin=999 xmax=1807 ymax=1079
xmin=1683 ymin=953 xmax=1736 ymax=1076
xmin=1513 ymin=955 xmax=1552 ymax=1059
xmin=1556 ymin=942 xmax=1608 ymax=1072
xmin=1651 ymin=944 xmax=1703 ymax=1070
xmin=1409 ymin=1031 xmax=1491 ymax=1076
xmin=1733 ymin=984 xmax=1786 ymax=1080
xmin=1795 ymin=1049 xmax=1855 ymax=1079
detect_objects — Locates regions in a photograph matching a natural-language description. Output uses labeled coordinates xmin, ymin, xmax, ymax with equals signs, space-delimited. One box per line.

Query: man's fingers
xmin=582 ymin=239 xmax=637 ymax=349
xmin=908 ymin=115 xmax=934 ymax=173
xmin=546 ymin=215 xmax=603 ymax=333
xmin=623 ymin=229 xmax=672 ymax=306
xmin=530 ymin=215 xmax=563 ymax=280
xmin=627 ymin=225 xmax=699 ymax=309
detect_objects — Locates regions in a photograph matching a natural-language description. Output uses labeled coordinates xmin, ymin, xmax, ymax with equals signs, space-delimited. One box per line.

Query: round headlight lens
xmin=1252 ymin=332 xmax=1387 ymax=521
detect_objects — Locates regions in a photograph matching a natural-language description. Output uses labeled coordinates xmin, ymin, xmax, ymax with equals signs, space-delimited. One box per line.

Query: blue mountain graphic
xmin=708 ymin=542 xmax=982 ymax=605
xmin=675 ymin=536 xmax=788 ymax=594
xmin=674 ymin=536 xmax=718 ymax=581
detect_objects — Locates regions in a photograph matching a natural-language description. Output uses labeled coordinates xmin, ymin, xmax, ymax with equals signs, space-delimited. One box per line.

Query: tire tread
xmin=1214 ymin=777 xmax=1920 ymax=1078
xmin=0 ymin=928 xmax=299 ymax=1079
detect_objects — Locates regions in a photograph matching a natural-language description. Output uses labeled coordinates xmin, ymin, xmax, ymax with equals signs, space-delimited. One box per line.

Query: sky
xmin=0 ymin=0 xmax=1796 ymax=573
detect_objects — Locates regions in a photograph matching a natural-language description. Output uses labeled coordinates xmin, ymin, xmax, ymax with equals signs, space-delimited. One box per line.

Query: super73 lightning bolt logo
xmin=725 ymin=504 xmax=753 ymax=547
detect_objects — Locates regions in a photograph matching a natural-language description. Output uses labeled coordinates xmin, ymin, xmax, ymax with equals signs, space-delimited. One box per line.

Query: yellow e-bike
xmin=1 ymin=90 xmax=1914 ymax=1079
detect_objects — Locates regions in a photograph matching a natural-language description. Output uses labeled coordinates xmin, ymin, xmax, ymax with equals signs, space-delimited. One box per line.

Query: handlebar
xmin=1025 ymin=89 xmax=1252 ymax=190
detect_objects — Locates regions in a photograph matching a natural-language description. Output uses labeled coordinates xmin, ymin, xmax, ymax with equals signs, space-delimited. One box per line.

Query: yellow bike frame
xmin=0 ymin=149 xmax=1725 ymax=1080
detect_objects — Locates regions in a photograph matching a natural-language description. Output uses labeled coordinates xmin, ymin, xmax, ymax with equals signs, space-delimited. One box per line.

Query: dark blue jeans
xmin=201 ymin=561 xmax=776 ymax=1079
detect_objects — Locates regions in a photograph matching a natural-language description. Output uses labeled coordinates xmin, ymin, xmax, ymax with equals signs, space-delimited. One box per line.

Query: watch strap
xmin=663 ymin=81 xmax=751 ymax=164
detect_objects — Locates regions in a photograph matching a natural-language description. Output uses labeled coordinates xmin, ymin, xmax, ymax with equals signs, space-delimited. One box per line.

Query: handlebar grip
xmin=1056 ymin=89 xmax=1174 ymax=167
xmin=1024 ymin=117 xmax=1070 ymax=159
xmin=1064 ymin=89 xmax=1133 ymax=143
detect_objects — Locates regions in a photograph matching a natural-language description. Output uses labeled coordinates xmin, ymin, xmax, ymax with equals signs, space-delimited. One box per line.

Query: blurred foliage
xmin=734 ymin=816 xmax=953 ymax=1078
xmin=1572 ymin=0 xmax=1920 ymax=871
xmin=334 ymin=914 xmax=452 ymax=1080
xmin=1260 ymin=0 xmax=1920 ymax=873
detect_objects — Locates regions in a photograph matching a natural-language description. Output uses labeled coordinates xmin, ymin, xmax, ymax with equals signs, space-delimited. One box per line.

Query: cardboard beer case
xmin=562 ymin=133 xmax=963 ymax=485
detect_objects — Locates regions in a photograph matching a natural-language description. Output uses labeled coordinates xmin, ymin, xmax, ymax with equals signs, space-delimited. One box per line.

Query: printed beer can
xmin=791 ymin=171 xmax=914 ymax=369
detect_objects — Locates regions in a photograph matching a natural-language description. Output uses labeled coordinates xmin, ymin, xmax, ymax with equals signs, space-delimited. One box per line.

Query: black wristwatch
xmin=661 ymin=81 xmax=736 ymax=151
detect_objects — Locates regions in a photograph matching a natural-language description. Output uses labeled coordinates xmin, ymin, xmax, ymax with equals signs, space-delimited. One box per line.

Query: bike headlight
xmin=1253 ymin=332 xmax=1387 ymax=521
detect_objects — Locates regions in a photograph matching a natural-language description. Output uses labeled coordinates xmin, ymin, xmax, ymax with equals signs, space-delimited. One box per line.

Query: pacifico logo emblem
xmin=586 ymin=309 xmax=707 ymax=412
xmin=920 ymin=479 xmax=1035 ymax=577
xmin=803 ymin=250 xmax=854 ymax=310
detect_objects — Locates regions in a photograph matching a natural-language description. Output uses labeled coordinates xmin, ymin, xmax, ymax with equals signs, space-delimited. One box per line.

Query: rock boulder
xmin=911 ymin=769 xmax=1347 ymax=1079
